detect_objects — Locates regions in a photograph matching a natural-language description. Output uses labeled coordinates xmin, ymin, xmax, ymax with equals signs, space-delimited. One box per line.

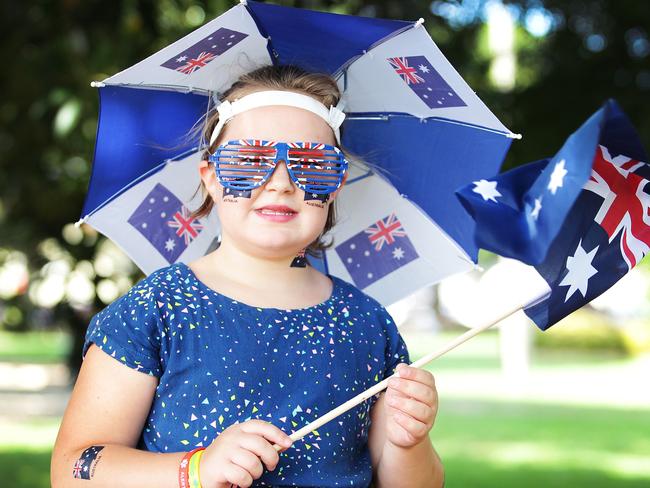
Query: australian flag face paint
xmin=304 ymin=192 xmax=329 ymax=203
xmin=223 ymin=186 xmax=252 ymax=199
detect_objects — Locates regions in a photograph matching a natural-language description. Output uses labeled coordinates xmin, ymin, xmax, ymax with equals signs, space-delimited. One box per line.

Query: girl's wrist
xmin=179 ymin=447 xmax=206 ymax=488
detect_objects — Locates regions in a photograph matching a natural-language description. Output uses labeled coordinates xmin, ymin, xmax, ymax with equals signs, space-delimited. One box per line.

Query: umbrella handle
xmin=272 ymin=279 xmax=551 ymax=449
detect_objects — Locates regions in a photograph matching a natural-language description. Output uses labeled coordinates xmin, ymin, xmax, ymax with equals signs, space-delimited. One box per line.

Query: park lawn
xmin=0 ymin=330 xmax=70 ymax=363
xmin=1 ymin=329 xmax=649 ymax=487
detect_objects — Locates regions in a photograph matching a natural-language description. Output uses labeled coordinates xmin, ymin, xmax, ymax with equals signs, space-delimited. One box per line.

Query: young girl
xmin=51 ymin=65 xmax=444 ymax=488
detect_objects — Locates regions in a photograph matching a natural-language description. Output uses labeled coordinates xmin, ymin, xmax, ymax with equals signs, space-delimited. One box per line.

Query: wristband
xmin=179 ymin=447 xmax=205 ymax=488
xmin=188 ymin=448 xmax=205 ymax=488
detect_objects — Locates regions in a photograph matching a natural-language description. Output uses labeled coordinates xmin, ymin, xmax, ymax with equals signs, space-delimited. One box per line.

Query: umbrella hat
xmin=78 ymin=0 xmax=520 ymax=306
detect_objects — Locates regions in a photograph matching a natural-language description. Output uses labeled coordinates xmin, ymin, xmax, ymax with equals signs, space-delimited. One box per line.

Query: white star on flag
xmin=558 ymin=239 xmax=599 ymax=302
xmin=472 ymin=179 xmax=502 ymax=202
xmin=176 ymin=55 xmax=188 ymax=63
xmin=392 ymin=247 xmax=405 ymax=259
xmin=418 ymin=64 xmax=430 ymax=73
xmin=548 ymin=159 xmax=568 ymax=194
xmin=165 ymin=239 xmax=176 ymax=252
xmin=530 ymin=197 xmax=543 ymax=220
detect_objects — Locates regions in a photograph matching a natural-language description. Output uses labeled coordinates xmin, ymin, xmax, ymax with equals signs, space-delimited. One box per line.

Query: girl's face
xmin=198 ymin=102 xmax=348 ymax=259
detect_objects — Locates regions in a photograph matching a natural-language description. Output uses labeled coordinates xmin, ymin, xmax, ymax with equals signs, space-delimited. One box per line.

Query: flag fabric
xmin=387 ymin=55 xmax=466 ymax=109
xmin=161 ymin=27 xmax=248 ymax=74
xmin=335 ymin=212 xmax=419 ymax=289
xmin=456 ymin=99 xmax=649 ymax=330
xmin=128 ymin=183 xmax=205 ymax=263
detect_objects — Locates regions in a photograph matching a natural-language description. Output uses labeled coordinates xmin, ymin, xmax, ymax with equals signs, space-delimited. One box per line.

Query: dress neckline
xmin=176 ymin=261 xmax=340 ymax=313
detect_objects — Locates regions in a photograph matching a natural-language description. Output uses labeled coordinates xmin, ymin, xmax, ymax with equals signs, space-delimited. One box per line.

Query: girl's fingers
xmin=395 ymin=364 xmax=435 ymax=388
xmin=393 ymin=409 xmax=430 ymax=439
xmin=224 ymin=462 xmax=253 ymax=488
xmin=230 ymin=448 xmax=264 ymax=480
xmin=387 ymin=376 xmax=437 ymax=406
xmin=386 ymin=392 xmax=435 ymax=424
xmin=240 ymin=419 xmax=293 ymax=449
xmin=237 ymin=433 xmax=282 ymax=472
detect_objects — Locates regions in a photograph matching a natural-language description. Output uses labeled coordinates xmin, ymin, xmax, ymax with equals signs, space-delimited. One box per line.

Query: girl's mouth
xmin=254 ymin=206 xmax=298 ymax=222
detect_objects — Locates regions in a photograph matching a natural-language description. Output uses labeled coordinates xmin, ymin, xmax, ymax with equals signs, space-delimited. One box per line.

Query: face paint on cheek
xmin=72 ymin=445 xmax=105 ymax=480
xmin=223 ymin=187 xmax=252 ymax=201
xmin=290 ymin=248 xmax=308 ymax=268
xmin=304 ymin=192 xmax=329 ymax=208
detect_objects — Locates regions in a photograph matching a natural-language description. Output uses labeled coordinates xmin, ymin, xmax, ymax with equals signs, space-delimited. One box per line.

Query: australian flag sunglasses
xmin=208 ymin=139 xmax=349 ymax=195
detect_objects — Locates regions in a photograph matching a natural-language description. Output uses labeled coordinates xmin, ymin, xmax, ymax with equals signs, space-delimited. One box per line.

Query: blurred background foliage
xmin=0 ymin=0 xmax=649 ymax=376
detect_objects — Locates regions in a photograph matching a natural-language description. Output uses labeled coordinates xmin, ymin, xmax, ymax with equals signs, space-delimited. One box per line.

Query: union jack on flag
xmin=585 ymin=145 xmax=650 ymax=269
xmin=72 ymin=459 xmax=84 ymax=479
xmin=167 ymin=206 xmax=205 ymax=246
xmin=364 ymin=212 xmax=408 ymax=251
xmin=161 ymin=27 xmax=248 ymax=75
xmin=175 ymin=52 xmax=217 ymax=75
xmin=336 ymin=212 xmax=419 ymax=289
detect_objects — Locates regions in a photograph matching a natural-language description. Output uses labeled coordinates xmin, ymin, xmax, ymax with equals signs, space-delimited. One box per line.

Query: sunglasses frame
xmin=208 ymin=139 xmax=349 ymax=195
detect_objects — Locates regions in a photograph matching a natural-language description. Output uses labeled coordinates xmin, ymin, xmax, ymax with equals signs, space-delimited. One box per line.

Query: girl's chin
xmin=246 ymin=235 xmax=313 ymax=254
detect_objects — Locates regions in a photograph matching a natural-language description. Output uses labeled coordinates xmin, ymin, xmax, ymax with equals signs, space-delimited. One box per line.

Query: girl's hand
xmin=199 ymin=419 xmax=293 ymax=488
xmin=384 ymin=363 xmax=438 ymax=449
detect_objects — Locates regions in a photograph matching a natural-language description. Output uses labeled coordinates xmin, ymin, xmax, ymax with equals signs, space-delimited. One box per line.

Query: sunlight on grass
xmin=0 ymin=418 xmax=61 ymax=449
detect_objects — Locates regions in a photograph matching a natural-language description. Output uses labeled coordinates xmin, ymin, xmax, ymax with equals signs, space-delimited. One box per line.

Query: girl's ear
xmin=198 ymin=159 xmax=219 ymax=200
xmin=330 ymin=170 xmax=348 ymax=201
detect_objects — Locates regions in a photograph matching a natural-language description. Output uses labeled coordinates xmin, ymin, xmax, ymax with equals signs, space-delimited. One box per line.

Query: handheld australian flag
xmin=456 ymin=99 xmax=649 ymax=330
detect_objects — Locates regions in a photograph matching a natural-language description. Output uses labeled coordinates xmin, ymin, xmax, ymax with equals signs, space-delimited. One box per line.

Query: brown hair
xmin=189 ymin=64 xmax=375 ymax=258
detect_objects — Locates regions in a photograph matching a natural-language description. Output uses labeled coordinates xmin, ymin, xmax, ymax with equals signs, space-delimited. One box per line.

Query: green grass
xmin=0 ymin=330 xmax=70 ymax=363
xmin=1 ymin=329 xmax=650 ymax=487
xmin=433 ymin=400 xmax=650 ymax=487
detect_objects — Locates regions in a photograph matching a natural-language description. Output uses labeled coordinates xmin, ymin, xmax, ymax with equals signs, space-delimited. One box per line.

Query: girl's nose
xmin=265 ymin=160 xmax=295 ymax=193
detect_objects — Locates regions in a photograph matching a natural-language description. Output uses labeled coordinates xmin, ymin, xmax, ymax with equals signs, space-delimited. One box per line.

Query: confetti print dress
xmin=82 ymin=262 xmax=410 ymax=487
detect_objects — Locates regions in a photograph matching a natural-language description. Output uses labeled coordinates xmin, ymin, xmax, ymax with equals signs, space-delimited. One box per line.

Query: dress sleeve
xmin=82 ymin=275 xmax=163 ymax=377
xmin=380 ymin=308 xmax=411 ymax=379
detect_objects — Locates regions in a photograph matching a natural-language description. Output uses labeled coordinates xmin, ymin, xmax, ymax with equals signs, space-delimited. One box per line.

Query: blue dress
xmin=82 ymin=262 xmax=410 ymax=487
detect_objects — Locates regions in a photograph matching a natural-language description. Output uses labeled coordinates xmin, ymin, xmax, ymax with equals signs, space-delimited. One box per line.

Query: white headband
xmin=209 ymin=90 xmax=346 ymax=147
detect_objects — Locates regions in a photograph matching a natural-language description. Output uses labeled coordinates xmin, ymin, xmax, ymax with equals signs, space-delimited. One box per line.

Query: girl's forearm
xmin=375 ymin=437 xmax=444 ymax=488
xmin=51 ymin=444 xmax=186 ymax=488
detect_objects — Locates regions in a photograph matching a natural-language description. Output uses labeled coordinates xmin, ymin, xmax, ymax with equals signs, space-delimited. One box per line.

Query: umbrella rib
xmin=344 ymin=112 xmax=521 ymax=139
xmin=78 ymin=152 xmax=198 ymax=224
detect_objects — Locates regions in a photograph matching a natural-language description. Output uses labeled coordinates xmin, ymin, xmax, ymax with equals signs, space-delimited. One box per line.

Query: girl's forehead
xmin=220 ymin=105 xmax=336 ymax=145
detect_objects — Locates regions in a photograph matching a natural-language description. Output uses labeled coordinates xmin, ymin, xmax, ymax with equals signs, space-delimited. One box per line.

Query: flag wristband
xmin=179 ymin=447 xmax=205 ymax=488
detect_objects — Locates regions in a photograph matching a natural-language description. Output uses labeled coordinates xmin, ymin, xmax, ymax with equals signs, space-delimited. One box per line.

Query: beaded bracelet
xmin=179 ymin=447 xmax=205 ymax=488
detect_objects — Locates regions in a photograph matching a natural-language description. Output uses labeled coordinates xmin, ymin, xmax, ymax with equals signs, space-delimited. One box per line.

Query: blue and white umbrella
xmin=77 ymin=0 xmax=520 ymax=306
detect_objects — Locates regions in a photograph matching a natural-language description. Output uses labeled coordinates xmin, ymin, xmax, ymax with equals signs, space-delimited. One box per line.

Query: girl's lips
xmin=254 ymin=207 xmax=298 ymax=222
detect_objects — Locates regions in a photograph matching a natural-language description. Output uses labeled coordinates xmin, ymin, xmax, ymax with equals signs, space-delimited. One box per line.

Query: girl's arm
xmin=51 ymin=344 xmax=184 ymax=488
xmin=368 ymin=364 xmax=444 ymax=488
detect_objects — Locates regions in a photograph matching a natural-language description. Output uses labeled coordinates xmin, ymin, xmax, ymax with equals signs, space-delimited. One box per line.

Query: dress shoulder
xmin=81 ymin=264 xmax=176 ymax=377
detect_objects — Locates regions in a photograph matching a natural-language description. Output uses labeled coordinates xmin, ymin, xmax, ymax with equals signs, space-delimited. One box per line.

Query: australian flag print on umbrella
xmin=336 ymin=213 xmax=418 ymax=289
xmin=78 ymin=0 xmax=521 ymax=306
xmin=457 ymin=100 xmax=649 ymax=330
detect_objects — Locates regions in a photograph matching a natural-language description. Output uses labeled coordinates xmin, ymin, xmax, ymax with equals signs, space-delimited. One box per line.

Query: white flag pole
xmin=272 ymin=272 xmax=551 ymax=452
